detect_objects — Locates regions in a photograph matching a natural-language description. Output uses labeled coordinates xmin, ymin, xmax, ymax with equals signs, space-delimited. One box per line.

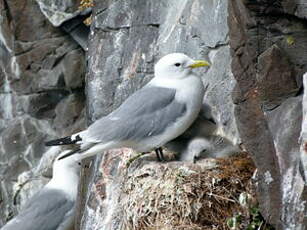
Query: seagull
xmin=167 ymin=135 xmax=240 ymax=162
xmin=45 ymin=53 xmax=210 ymax=161
xmin=1 ymin=152 xmax=81 ymax=230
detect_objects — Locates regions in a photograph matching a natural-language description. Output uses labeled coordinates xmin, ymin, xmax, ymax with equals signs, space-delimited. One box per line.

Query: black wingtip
xmin=45 ymin=139 xmax=64 ymax=146
xmin=45 ymin=135 xmax=82 ymax=146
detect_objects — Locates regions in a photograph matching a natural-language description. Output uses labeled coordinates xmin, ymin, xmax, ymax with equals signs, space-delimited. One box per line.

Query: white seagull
xmin=1 ymin=152 xmax=81 ymax=230
xmin=45 ymin=53 xmax=210 ymax=161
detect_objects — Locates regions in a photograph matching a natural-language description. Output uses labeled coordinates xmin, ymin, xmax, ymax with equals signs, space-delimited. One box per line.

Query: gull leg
xmin=158 ymin=147 xmax=165 ymax=161
xmin=155 ymin=147 xmax=165 ymax=162
xmin=155 ymin=149 xmax=162 ymax=161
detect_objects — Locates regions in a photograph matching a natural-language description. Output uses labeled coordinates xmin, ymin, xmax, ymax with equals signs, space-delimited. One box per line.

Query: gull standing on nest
xmin=45 ymin=53 xmax=210 ymax=161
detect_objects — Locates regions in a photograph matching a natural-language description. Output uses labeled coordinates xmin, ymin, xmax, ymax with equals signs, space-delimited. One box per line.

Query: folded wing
xmin=82 ymin=86 xmax=187 ymax=144
xmin=2 ymin=189 xmax=74 ymax=230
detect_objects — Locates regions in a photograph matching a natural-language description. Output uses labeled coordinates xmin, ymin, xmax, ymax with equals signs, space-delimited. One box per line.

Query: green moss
xmin=286 ymin=36 xmax=295 ymax=46
xmin=227 ymin=206 xmax=275 ymax=230
xmin=227 ymin=214 xmax=242 ymax=230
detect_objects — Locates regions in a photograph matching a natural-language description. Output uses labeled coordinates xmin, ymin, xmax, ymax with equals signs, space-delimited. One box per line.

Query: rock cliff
xmin=0 ymin=0 xmax=87 ymax=225
xmin=0 ymin=0 xmax=306 ymax=229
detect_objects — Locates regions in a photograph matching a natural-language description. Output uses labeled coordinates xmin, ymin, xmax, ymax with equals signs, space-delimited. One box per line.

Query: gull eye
xmin=174 ymin=63 xmax=181 ymax=67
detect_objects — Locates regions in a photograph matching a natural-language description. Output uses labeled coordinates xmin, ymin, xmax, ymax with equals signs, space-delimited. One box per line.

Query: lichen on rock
xmin=79 ymin=0 xmax=93 ymax=26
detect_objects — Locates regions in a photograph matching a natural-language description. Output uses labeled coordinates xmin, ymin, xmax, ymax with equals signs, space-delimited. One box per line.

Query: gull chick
xmin=1 ymin=152 xmax=81 ymax=230
xmin=45 ymin=53 xmax=210 ymax=161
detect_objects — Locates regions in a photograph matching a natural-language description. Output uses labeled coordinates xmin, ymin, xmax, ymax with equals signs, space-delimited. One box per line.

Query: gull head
xmin=53 ymin=151 xmax=81 ymax=175
xmin=154 ymin=53 xmax=210 ymax=79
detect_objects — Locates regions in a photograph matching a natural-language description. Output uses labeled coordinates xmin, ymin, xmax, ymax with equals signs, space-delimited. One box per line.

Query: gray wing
xmin=83 ymin=86 xmax=187 ymax=143
xmin=2 ymin=189 xmax=74 ymax=230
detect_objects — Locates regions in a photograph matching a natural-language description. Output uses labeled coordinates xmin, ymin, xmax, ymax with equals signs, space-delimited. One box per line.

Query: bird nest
xmin=121 ymin=153 xmax=258 ymax=230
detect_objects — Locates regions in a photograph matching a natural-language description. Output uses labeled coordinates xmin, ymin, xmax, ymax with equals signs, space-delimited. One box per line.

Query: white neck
xmin=46 ymin=169 xmax=80 ymax=200
xmin=148 ymin=74 xmax=203 ymax=94
xmin=148 ymin=74 xmax=205 ymax=116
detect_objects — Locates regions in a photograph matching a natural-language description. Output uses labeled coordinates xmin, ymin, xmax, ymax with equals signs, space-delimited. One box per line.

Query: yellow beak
xmin=188 ymin=60 xmax=210 ymax=68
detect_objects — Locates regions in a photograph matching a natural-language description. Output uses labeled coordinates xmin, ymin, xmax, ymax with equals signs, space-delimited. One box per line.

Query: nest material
xmin=121 ymin=153 xmax=256 ymax=230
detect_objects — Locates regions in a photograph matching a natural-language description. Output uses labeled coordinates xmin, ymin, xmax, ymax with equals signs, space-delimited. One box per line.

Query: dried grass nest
xmin=121 ymin=152 xmax=257 ymax=230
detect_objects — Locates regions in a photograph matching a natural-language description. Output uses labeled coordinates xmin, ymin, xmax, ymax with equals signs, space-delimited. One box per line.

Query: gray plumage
xmin=1 ymin=189 xmax=74 ymax=230
xmin=167 ymin=135 xmax=240 ymax=162
xmin=85 ymin=86 xmax=187 ymax=143
xmin=1 ymin=152 xmax=81 ymax=230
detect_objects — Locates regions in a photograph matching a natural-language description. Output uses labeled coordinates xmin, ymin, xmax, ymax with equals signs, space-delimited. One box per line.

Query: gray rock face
xmin=257 ymin=45 xmax=298 ymax=110
xmin=1 ymin=0 xmax=306 ymax=229
xmin=229 ymin=0 xmax=307 ymax=228
xmin=35 ymin=0 xmax=91 ymax=27
xmin=282 ymin=0 xmax=307 ymax=20
xmin=267 ymin=97 xmax=302 ymax=173
xmin=266 ymin=96 xmax=306 ymax=229
xmin=0 ymin=0 xmax=86 ymax=226
xmin=301 ymin=74 xmax=307 ymax=181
